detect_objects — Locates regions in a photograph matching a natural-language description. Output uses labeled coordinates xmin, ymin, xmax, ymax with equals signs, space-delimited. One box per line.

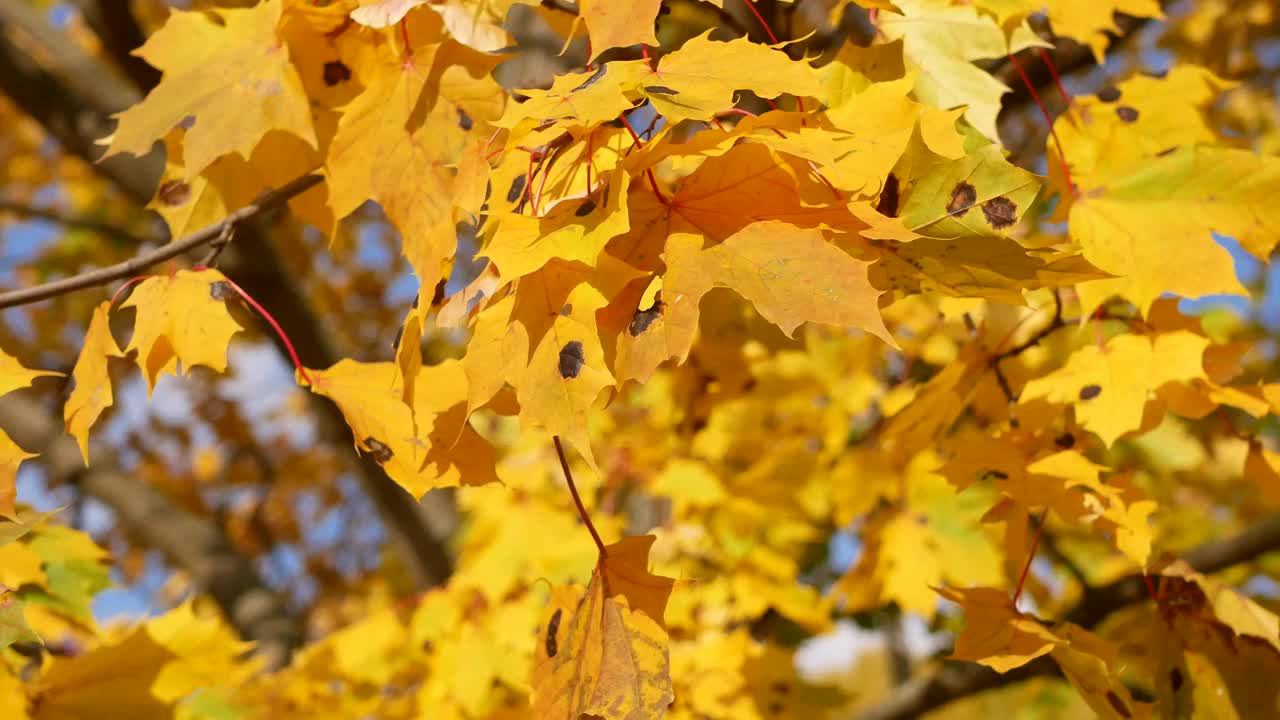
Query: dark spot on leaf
xmin=572 ymin=65 xmax=607 ymax=92
xmin=1116 ymin=106 xmax=1139 ymax=123
xmin=456 ymin=107 xmax=473 ymax=131
xmin=1055 ymin=432 xmax=1075 ymax=449
xmin=1170 ymin=667 xmax=1184 ymax=692
xmin=560 ymin=303 xmax=572 ymax=317
xmin=1105 ymin=690 xmax=1132 ymax=718
xmin=208 ymin=281 xmax=235 ymax=301
xmin=875 ymin=173 xmax=900 ymax=217
xmin=980 ymin=196 xmax=1018 ymax=229
xmin=363 ymin=437 xmax=393 ymax=464
xmin=157 ymin=179 xmax=191 ymax=207
xmin=988 ymin=470 xmax=1009 ymax=480
xmin=690 ymin=417 xmax=707 ymax=432
xmin=628 ymin=300 xmax=664 ymax=337
xmin=558 ymin=341 xmax=585 ymax=379
xmin=575 ymin=199 xmax=597 ymax=217
xmin=506 ymin=174 xmax=527 ymax=203
xmin=322 ymin=60 xmax=351 ymax=86
xmin=946 ymin=181 xmax=977 ymax=217
xmin=545 ymin=609 xmax=561 ymax=657
xmin=1009 ymin=417 xmax=1020 ymax=429
xmin=644 ymin=85 xmax=678 ymax=96
xmin=1157 ymin=146 xmax=1178 ymax=157
xmin=771 ymin=681 xmax=790 ymax=694
xmin=1097 ymin=85 xmax=1121 ymax=103
xmin=1079 ymin=384 xmax=1103 ymax=400
xmin=767 ymin=701 xmax=784 ymax=715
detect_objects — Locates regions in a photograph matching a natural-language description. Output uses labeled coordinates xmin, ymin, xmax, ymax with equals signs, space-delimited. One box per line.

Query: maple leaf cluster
xmin=1 ymin=0 xmax=1280 ymax=718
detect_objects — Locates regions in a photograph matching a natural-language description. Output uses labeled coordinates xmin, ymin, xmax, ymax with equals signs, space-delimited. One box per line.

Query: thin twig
xmin=989 ymin=291 xmax=1064 ymax=402
xmin=0 ymin=173 xmax=323 ymax=309
xmin=0 ymin=199 xmax=145 ymax=245
xmin=553 ymin=435 xmax=607 ymax=556
xmin=196 ymin=223 xmax=236 ymax=268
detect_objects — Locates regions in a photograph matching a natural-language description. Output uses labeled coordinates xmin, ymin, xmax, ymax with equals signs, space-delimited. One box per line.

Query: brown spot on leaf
xmin=545 ymin=608 xmax=561 ymax=657
xmin=157 ymin=179 xmax=191 ymax=207
xmin=644 ymin=85 xmax=678 ymax=96
xmin=980 ymin=196 xmax=1018 ymax=229
xmin=558 ymin=341 xmax=585 ymax=379
xmin=1079 ymin=384 xmax=1102 ymax=400
xmin=208 ymin=281 xmax=235 ymax=301
xmin=322 ymin=60 xmax=351 ymax=87
xmin=575 ymin=198 xmax=597 ymax=217
xmin=946 ymin=182 xmax=977 ymax=217
xmin=1055 ymin=432 xmax=1075 ymax=449
xmin=1157 ymin=146 xmax=1179 ymax=158
xmin=876 ymin=173 xmax=900 ymax=217
xmin=1116 ymin=106 xmax=1139 ymax=123
xmin=1105 ymin=690 xmax=1132 ymax=718
xmin=363 ymin=437 xmax=393 ymax=463
xmin=456 ymin=107 xmax=473 ymax=131
xmin=771 ymin=681 xmax=790 ymax=694
xmin=506 ymin=174 xmax=527 ymax=203
xmin=1169 ymin=667 xmax=1184 ymax=692
xmin=1097 ymin=85 xmax=1122 ymax=103
xmin=628 ymin=299 xmax=665 ymax=337
xmin=988 ymin=470 xmax=1009 ymax=480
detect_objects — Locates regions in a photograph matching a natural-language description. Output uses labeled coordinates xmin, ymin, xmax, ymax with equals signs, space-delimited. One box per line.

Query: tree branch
xmin=0 ymin=198 xmax=146 ymax=246
xmin=0 ymin=173 xmax=322 ymax=309
xmin=854 ymin=513 xmax=1280 ymax=720
xmin=0 ymin=393 xmax=303 ymax=670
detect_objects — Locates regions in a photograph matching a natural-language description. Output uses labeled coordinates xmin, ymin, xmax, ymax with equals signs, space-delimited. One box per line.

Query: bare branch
xmin=0 ymin=173 xmax=322 ymax=309
xmin=0 ymin=198 xmax=146 ymax=245
xmin=854 ymin=514 xmax=1280 ymax=720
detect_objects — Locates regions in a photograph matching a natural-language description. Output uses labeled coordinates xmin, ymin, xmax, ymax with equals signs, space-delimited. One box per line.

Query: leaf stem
xmin=617 ymin=114 xmax=669 ymax=205
xmin=1037 ymin=48 xmax=1073 ymax=117
xmin=553 ymin=435 xmax=607 ymax=557
xmin=1007 ymin=51 xmax=1075 ymax=197
xmin=1012 ymin=508 xmax=1049 ymax=606
xmin=741 ymin=0 xmax=805 ymax=113
xmin=218 ymin=276 xmax=314 ymax=387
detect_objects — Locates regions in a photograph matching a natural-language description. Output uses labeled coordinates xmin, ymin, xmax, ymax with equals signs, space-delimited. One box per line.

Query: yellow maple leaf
xmin=146 ymin=601 xmax=257 ymax=702
xmin=1153 ymin=571 xmax=1280 ymax=717
xmin=879 ymin=0 xmax=1044 ymax=141
xmin=581 ymin=0 xmax=661 ymax=59
xmin=349 ymin=0 xmax=428 ymax=27
xmin=532 ymin=536 xmax=676 ymax=720
xmin=617 ymin=221 xmax=892 ymax=386
xmin=326 ymin=13 xmax=503 ymax=292
xmin=641 ymin=32 xmax=821 ymax=124
xmin=101 ymin=0 xmax=316 ymax=176
xmin=63 ymin=302 xmax=124 ymax=465
xmin=0 ymin=350 xmax=60 ymax=520
xmin=938 ymin=586 xmax=1144 ymax=717
xmin=31 ymin=623 xmax=178 ymax=720
xmin=121 ymin=269 xmax=244 ymax=394
xmin=1042 ymin=0 xmax=1164 ymax=63
xmin=1020 ymin=331 xmax=1210 ymax=446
